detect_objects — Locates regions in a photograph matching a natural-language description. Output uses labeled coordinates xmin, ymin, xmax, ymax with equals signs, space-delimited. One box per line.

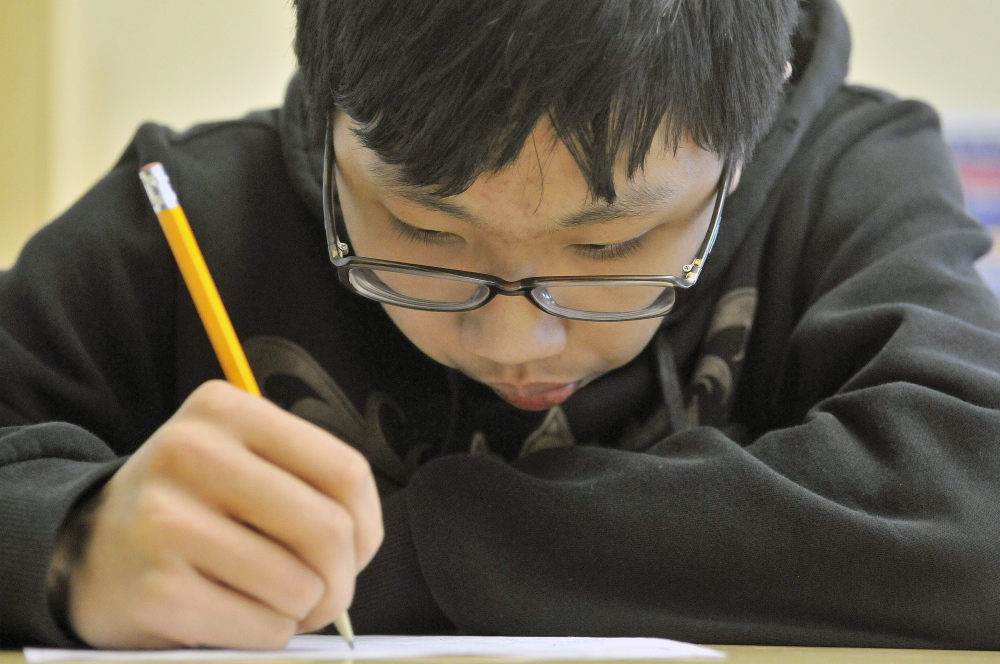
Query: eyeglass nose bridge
xmin=489 ymin=280 xmax=539 ymax=296
xmin=458 ymin=280 xmax=579 ymax=320
xmin=472 ymin=281 xmax=553 ymax=317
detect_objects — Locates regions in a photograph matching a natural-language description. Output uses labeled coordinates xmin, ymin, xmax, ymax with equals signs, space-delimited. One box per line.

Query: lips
xmin=491 ymin=381 xmax=580 ymax=411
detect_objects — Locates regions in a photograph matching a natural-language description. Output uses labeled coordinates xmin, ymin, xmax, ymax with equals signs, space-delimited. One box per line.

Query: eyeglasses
xmin=323 ymin=117 xmax=733 ymax=322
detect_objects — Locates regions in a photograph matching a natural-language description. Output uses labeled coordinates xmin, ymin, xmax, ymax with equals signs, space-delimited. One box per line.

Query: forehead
xmin=332 ymin=110 xmax=722 ymax=230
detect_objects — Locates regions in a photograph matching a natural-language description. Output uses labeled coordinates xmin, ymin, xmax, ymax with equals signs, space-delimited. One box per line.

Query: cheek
xmin=573 ymin=318 xmax=663 ymax=369
xmin=383 ymin=303 xmax=663 ymax=379
xmin=381 ymin=306 xmax=461 ymax=366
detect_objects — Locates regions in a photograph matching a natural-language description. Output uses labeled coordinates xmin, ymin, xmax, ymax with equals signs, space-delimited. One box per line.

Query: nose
xmin=459 ymin=291 xmax=567 ymax=365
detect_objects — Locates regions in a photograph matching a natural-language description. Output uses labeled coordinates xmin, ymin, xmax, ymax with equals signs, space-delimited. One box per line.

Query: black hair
xmin=295 ymin=0 xmax=799 ymax=202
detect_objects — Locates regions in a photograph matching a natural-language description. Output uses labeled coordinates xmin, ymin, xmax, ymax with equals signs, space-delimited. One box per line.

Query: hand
xmin=65 ymin=380 xmax=383 ymax=649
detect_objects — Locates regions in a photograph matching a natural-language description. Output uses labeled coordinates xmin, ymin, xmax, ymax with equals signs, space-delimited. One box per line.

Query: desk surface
xmin=3 ymin=646 xmax=999 ymax=664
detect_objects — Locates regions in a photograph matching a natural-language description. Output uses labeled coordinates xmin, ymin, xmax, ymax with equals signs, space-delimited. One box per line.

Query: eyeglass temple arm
xmin=323 ymin=114 xmax=350 ymax=260
xmin=682 ymin=159 xmax=733 ymax=282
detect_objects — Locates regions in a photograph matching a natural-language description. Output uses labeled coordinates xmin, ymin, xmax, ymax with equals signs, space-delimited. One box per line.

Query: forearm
xmin=400 ymin=423 xmax=1000 ymax=648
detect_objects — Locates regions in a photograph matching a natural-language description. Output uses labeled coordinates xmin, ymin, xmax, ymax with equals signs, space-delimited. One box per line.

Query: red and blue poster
xmin=947 ymin=114 xmax=1000 ymax=295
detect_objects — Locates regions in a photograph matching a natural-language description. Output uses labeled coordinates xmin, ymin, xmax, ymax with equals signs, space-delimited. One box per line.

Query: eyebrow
xmin=367 ymin=162 xmax=680 ymax=228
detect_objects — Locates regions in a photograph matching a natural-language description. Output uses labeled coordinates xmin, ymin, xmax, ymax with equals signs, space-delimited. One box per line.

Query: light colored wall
xmin=3 ymin=1 xmax=1000 ymax=268
xmin=838 ymin=0 xmax=1000 ymax=114
xmin=0 ymin=1 xmax=51 ymax=268
xmin=47 ymin=0 xmax=298 ymax=219
xmin=1 ymin=0 xmax=297 ymax=268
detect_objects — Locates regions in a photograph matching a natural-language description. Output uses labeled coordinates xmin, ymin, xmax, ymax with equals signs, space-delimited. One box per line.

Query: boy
xmin=4 ymin=0 xmax=1000 ymax=651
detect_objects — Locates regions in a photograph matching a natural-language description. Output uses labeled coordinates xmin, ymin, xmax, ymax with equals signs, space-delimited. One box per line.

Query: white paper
xmin=25 ymin=634 xmax=725 ymax=661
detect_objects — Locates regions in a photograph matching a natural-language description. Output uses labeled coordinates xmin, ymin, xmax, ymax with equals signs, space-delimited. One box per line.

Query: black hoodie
xmin=3 ymin=0 xmax=1000 ymax=650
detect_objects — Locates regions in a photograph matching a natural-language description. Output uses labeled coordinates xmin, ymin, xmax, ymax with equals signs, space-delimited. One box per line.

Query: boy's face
xmin=333 ymin=110 xmax=735 ymax=411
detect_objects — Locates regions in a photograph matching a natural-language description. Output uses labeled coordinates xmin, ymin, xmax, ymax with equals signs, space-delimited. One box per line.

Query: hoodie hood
xmin=279 ymin=76 xmax=326 ymax=225
xmin=273 ymin=0 xmax=853 ymax=434
xmin=702 ymin=0 xmax=851 ymax=289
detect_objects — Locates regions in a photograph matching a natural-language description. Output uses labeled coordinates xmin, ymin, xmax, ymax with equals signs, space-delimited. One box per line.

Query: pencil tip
xmin=333 ymin=611 xmax=355 ymax=650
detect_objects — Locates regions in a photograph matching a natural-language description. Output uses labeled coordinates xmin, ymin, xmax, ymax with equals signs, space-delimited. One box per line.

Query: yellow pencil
xmin=138 ymin=161 xmax=355 ymax=650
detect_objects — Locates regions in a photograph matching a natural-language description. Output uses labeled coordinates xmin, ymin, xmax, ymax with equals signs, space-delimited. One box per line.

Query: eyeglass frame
xmin=322 ymin=115 xmax=734 ymax=322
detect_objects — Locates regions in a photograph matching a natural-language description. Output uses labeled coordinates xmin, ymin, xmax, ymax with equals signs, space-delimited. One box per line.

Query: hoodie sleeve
xmin=382 ymin=92 xmax=1000 ymax=649
xmin=0 ymin=151 xmax=177 ymax=647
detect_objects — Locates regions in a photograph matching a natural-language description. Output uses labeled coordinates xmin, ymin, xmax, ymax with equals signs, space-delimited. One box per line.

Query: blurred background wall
xmin=1 ymin=0 xmax=297 ymax=268
xmin=2 ymin=0 xmax=1000 ymax=268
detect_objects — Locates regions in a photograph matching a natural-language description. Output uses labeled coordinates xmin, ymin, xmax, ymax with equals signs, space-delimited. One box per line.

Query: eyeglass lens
xmin=350 ymin=267 xmax=489 ymax=305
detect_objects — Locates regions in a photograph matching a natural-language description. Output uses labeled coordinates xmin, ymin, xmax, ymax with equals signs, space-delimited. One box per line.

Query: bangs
xmin=296 ymin=0 xmax=798 ymax=202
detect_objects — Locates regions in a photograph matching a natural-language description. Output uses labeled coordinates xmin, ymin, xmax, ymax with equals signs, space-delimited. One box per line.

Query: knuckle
xmin=133 ymin=485 xmax=183 ymax=543
xmin=297 ymin=571 xmax=327 ymax=614
xmin=130 ymin=486 xmax=204 ymax=559
xmin=185 ymin=380 xmax=242 ymax=421
xmin=338 ymin=452 xmax=382 ymax=563
xmin=281 ymin=570 xmax=326 ymax=621
xmin=317 ymin=577 xmax=355 ymax=626
xmin=251 ymin=618 xmax=297 ymax=649
xmin=314 ymin=502 xmax=354 ymax=546
xmin=347 ymin=446 xmax=374 ymax=480
xmin=148 ymin=425 xmax=229 ymax=482
xmin=131 ymin=567 xmax=186 ymax=635
xmin=339 ymin=447 xmax=375 ymax=500
xmin=354 ymin=515 xmax=384 ymax=571
xmin=367 ymin=517 xmax=386 ymax=557
xmin=147 ymin=427 xmax=202 ymax=472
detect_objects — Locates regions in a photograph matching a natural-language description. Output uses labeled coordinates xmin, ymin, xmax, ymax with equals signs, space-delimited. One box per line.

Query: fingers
xmin=179 ymin=382 xmax=384 ymax=569
xmin=178 ymin=492 xmax=354 ymax=638
xmin=159 ymin=485 xmax=325 ymax=622
xmin=156 ymin=439 xmax=360 ymax=628
xmin=163 ymin=381 xmax=381 ymax=629
xmin=68 ymin=380 xmax=384 ymax=649
xmin=133 ymin=562 xmax=299 ymax=650
xmin=71 ymin=483 xmax=306 ymax=650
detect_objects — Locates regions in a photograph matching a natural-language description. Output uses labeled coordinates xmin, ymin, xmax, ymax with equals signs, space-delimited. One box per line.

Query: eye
xmin=574 ymin=234 xmax=648 ymax=261
xmin=388 ymin=214 xmax=461 ymax=245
